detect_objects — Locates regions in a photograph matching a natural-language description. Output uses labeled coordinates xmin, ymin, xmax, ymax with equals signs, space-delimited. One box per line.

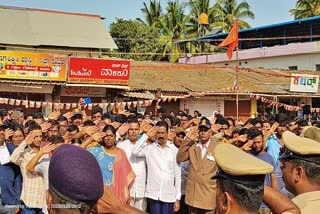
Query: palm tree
xmin=213 ymin=0 xmax=255 ymax=32
xmin=136 ymin=0 xmax=163 ymax=28
xmin=289 ymin=0 xmax=320 ymax=19
xmin=157 ymin=0 xmax=189 ymax=62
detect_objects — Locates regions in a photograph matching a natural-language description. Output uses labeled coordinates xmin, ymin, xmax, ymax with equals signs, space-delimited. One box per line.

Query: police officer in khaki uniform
xmin=213 ymin=143 xmax=300 ymax=214
xmin=279 ymin=131 xmax=320 ymax=213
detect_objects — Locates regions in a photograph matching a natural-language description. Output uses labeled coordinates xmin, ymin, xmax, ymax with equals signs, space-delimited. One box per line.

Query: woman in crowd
xmin=87 ymin=125 xmax=135 ymax=204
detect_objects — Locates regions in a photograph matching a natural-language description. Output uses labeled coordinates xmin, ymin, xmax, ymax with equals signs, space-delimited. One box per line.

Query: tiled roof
xmin=129 ymin=61 xmax=320 ymax=95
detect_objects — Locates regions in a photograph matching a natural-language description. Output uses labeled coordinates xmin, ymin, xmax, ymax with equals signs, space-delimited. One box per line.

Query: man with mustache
xmin=132 ymin=121 xmax=181 ymax=214
xmin=177 ymin=117 xmax=218 ymax=214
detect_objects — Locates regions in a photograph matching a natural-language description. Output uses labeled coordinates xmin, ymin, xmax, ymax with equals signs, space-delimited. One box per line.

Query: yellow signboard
xmin=0 ymin=51 xmax=67 ymax=81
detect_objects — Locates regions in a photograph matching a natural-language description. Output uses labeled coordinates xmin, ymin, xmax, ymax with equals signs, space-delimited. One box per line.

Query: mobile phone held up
xmin=84 ymin=97 xmax=92 ymax=105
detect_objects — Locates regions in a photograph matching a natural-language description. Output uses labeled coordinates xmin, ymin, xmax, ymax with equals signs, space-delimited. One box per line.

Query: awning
xmin=122 ymin=91 xmax=155 ymax=100
xmin=65 ymin=83 xmax=130 ymax=90
xmin=0 ymin=83 xmax=54 ymax=93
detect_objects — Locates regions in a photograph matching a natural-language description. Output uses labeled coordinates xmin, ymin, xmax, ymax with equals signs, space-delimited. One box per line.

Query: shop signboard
xmin=68 ymin=57 xmax=130 ymax=85
xmin=61 ymin=86 xmax=106 ymax=97
xmin=290 ymin=74 xmax=319 ymax=93
xmin=0 ymin=51 xmax=67 ymax=81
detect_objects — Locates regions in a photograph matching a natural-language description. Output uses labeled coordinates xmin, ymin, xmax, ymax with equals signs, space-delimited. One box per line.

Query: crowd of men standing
xmin=0 ymin=99 xmax=319 ymax=214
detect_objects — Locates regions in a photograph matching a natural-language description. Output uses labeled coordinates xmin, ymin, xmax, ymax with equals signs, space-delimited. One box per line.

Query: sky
xmin=0 ymin=0 xmax=297 ymax=29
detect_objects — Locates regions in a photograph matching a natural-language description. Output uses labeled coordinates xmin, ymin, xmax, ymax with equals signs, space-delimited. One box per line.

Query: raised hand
xmin=168 ymin=130 xmax=176 ymax=142
xmin=110 ymin=122 xmax=121 ymax=130
xmin=4 ymin=128 xmax=14 ymax=140
xmin=186 ymin=128 xmax=198 ymax=142
xmin=192 ymin=118 xmax=200 ymax=126
xmin=244 ymin=123 xmax=253 ymax=129
xmin=241 ymin=140 xmax=253 ymax=152
xmin=211 ymin=124 xmax=221 ymax=133
xmin=238 ymin=134 xmax=248 ymax=143
xmin=140 ymin=122 xmax=153 ymax=133
xmin=47 ymin=111 xmax=61 ymax=120
xmin=78 ymin=98 xmax=85 ymax=110
xmin=40 ymin=122 xmax=52 ymax=133
xmin=270 ymin=122 xmax=279 ymax=134
xmin=63 ymin=111 xmax=74 ymax=120
xmin=25 ymin=131 xmax=37 ymax=145
xmin=92 ymin=132 xmax=106 ymax=142
xmin=117 ymin=123 xmax=130 ymax=137
xmin=63 ymin=131 xmax=70 ymax=144
xmin=86 ymin=126 xmax=100 ymax=136
xmin=40 ymin=143 xmax=56 ymax=154
xmin=223 ymin=129 xmax=233 ymax=137
xmin=146 ymin=126 xmax=159 ymax=140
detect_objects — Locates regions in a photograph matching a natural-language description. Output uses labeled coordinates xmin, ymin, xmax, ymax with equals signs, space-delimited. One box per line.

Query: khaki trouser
xmin=259 ymin=207 xmax=271 ymax=214
xmin=189 ymin=206 xmax=215 ymax=214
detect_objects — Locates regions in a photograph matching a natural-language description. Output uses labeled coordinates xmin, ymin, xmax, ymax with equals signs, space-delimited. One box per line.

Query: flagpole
xmin=236 ymin=47 xmax=239 ymax=124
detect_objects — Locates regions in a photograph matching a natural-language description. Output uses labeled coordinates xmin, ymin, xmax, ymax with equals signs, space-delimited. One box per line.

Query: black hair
xmin=24 ymin=120 xmax=38 ymax=129
xmin=156 ymin=120 xmax=169 ymax=132
xmin=115 ymin=114 xmax=128 ymax=124
xmin=48 ymin=119 xmax=59 ymax=128
xmin=29 ymin=123 xmax=42 ymax=132
xmin=215 ymin=118 xmax=230 ymax=128
xmin=128 ymin=118 xmax=139 ymax=125
xmin=287 ymin=159 xmax=320 ymax=186
xmin=251 ymin=118 xmax=263 ymax=127
xmin=71 ymin=138 xmax=82 ymax=145
xmin=48 ymin=135 xmax=64 ymax=144
xmin=57 ymin=116 xmax=68 ymax=122
xmin=275 ymin=113 xmax=289 ymax=124
xmin=215 ymin=114 xmax=223 ymax=119
xmin=24 ymin=112 xmax=34 ymax=120
xmin=247 ymin=127 xmax=263 ymax=139
xmin=239 ymin=128 xmax=249 ymax=136
xmin=67 ymin=124 xmax=79 ymax=133
xmin=83 ymin=120 xmax=95 ymax=127
xmin=33 ymin=112 xmax=44 ymax=119
xmin=244 ymin=118 xmax=253 ymax=126
xmin=170 ymin=116 xmax=181 ymax=127
xmin=136 ymin=113 xmax=144 ymax=119
xmin=92 ymin=107 xmax=103 ymax=116
xmin=102 ymin=113 xmax=112 ymax=121
xmin=103 ymin=125 xmax=117 ymax=135
xmin=226 ymin=117 xmax=235 ymax=127
xmin=217 ymin=179 xmax=263 ymax=213
xmin=298 ymin=119 xmax=308 ymax=127
xmin=14 ymin=108 xmax=24 ymax=113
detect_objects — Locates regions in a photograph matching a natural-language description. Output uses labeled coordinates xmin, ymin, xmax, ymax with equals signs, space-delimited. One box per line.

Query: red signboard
xmin=68 ymin=57 xmax=130 ymax=85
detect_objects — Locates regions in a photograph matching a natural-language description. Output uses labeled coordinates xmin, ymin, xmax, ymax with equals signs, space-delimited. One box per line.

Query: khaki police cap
xmin=213 ymin=143 xmax=273 ymax=176
xmin=302 ymin=126 xmax=320 ymax=143
xmin=283 ymin=131 xmax=320 ymax=155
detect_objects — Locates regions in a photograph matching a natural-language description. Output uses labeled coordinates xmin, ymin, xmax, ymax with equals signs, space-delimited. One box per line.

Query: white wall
xmin=181 ymin=97 xmax=225 ymax=117
xmin=214 ymin=53 xmax=320 ymax=71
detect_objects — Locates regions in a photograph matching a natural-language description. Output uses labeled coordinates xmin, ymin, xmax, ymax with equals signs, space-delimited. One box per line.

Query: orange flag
xmin=218 ymin=19 xmax=239 ymax=60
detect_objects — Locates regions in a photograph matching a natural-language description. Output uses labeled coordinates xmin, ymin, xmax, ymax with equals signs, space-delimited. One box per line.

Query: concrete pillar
xmin=250 ymin=98 xmax=257 ymax=118
xmin=44 ymin=93 xmax=53 ymax=118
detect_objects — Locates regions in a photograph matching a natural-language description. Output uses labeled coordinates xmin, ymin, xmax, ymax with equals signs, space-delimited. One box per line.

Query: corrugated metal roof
xmin=0 ymin=5 xmax=118 ymax=49
xmin=129 ymin=61 xmax=320 ymax=95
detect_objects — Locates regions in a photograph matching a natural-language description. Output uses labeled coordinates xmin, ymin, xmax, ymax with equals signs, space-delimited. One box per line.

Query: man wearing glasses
xmin=177 ymin=117 xmax=217 ymax=214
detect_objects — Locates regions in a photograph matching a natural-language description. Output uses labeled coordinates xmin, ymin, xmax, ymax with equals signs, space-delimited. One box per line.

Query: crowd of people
xmin=0 ymin=98 xmax=319 ymax=214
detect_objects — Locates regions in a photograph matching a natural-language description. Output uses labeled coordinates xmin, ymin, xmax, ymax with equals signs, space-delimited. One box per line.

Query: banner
xmin=290 ymin=74 xmax=319 ymax=93
xmin=0 ymin=51 xmax=67 ymax=81
xmin=61 ymin=86 xmax=106 ymax=97
xmin=68 ymin=57 xmax=130 ymax=85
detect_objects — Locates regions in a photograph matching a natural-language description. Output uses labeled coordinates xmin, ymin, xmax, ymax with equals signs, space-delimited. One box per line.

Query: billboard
xmin=290 ymin=74 xmax=319 ymax=93
xmin=0 ymin=51 xmax=67 ymax=81
xmin=68 ymin=57 xmax=130 ymax=85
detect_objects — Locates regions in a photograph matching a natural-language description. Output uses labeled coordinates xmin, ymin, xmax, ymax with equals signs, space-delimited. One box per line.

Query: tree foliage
xmin=108 ymin=0 xmax=255 ymax=62
xmin=289 ymin=0 xmax=320 ymax=19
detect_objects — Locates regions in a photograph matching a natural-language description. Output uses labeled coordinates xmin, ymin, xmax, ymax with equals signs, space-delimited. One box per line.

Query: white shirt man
xmin=132 ymin=123 xmax=181 ymax=214
xmin=117 ymin=139 xmax=147 ymax=211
